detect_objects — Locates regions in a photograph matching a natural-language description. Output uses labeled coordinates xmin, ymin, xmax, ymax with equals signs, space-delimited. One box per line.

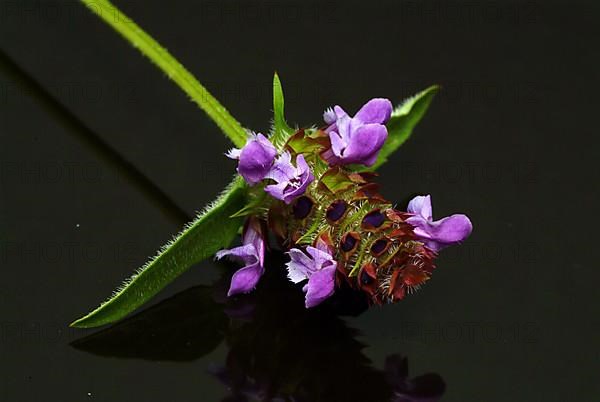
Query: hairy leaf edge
xmin=70 ymin=177 xmax=247 ymax=328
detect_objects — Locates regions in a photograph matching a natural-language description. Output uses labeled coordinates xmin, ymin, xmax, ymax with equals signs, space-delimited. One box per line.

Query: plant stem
xmin=79 ymin=0 xmax=248 ymax=147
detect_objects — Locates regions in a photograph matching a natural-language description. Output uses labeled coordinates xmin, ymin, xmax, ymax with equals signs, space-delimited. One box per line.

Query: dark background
xmin=1 ymin=0 xmax=599 ymax=401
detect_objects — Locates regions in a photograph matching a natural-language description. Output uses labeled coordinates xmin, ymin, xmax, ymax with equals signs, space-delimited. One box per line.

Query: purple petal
xmin=215 ymin=243 xmax=258 ymax=267
xmin=227 ymin=262 xmax=264 ymax=296
xmin=321 ymin=147 xmax=340 ymax=166
xmin=305 ymin=246 xmax=336 ymax=270
xmin=303 ymin=265 xmax=337 ymax=308
xmin=324 ymin=106 xmax=350 ymax=135
xmin=406 ymin=195 xmax=472 ymax=251
xmin=323 ymin=99 xmax=392 ymax=167
xmin=323 ymin=107 xmax=336 ymax=125
xmin=255 ymin=132 xmax=275 ymax=150
xmin=264 ymin=152 xmax=295 ymax=183
xmin=282 ymin=170 xmax=314 ymax=204
xmin=286 ymin=245 xmax=336 ymax=284
xmin=328 ymin=130 xmax=347 ymax=159
xmin=217 ymin=217 xmax=266 ymax=297
xmin=295 ymin=153 xmax=310 ymax=174
xmin=340 ymin=123 xmax=388 ymax=166
xmin=407 ymin=195 xmax=433 ymax=220
xmin=242 ymin=219 xmax=265 ymax=267
xmin=422 ymin=214 xmax=473 ymax=251
xmin=286 ymin=248 xmax=314 ymax=283
xmin=408 ymin=214 xmax=473 ymax=252
xmin=264 ymin=181 xmax=288 ymax=201
xmin=405 ymin=215 xmax=428 ymax=230
xmin=333 ymin=105 xmax=348 ymax=119
xmin=354 ymin=98 xmax=393 ymax=125
xmin=237 ymin=133 xmax=277 ymax=185
xmin=265 ymin=154 xmax=314 ymax=204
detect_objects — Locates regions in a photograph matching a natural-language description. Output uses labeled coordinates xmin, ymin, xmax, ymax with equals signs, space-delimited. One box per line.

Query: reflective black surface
xmin=1 ymin=1 xmax=598 ymax=401
xmin=72 ymin=257 xmax=445 ymax=401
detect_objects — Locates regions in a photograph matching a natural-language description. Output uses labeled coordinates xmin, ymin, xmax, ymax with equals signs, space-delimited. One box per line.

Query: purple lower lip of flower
xmin=406 ymin=195 xmax=473 ymax=252
xmin=285 ymin=242 xmax=337 ymax=308
xmin=323 ymin=98 xmax=392 ymax=166
xmin=215 ymin=217 xmax=266 ymax=296
xmin=226 ymin=133 xmax=277 ymax=185
xmin=264 ymin=152 xmax=314 ymax=204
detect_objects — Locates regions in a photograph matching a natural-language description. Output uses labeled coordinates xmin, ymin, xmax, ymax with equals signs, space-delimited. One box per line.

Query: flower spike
xmin=219 ymin=109 xmax=472 ymax=307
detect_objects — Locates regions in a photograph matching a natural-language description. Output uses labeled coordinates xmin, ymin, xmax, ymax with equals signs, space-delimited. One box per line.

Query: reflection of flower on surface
xmin=210 ymin=255 xmax=445 ymax=402
xmin=71 ymin=254 xmax=445 ymax=402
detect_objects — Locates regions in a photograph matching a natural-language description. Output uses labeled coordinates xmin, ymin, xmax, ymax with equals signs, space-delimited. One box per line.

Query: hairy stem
xmin=80 ymin=0 xmax=248 ymax=147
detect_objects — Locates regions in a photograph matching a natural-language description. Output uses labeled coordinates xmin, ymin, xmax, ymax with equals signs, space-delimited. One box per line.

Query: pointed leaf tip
xmin=71 ymin=177 xmax=248 ymax=328
xmin=367 ymin=85 xmax=439 ymax=171
xmin=272 ymin=73 xmax=294 ymax=147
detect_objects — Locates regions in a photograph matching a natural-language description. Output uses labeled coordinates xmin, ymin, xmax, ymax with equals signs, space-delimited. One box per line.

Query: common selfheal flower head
xmin=323 ymin=98 xmax=393 ymax=166
xmin=406 ymin=195 xmax=473 ymax=252
xmin=286 ymin=238 xmax=337 ymax=308
xmin=216 ymin=217 xmax=266 ymax=296
xmin=226 ymin=133 xmax=277 ymax=185
xmin=217 ymin=97 xmax=472 ymax=308
xmin=264 ymin=152 xmax=314 ymax=204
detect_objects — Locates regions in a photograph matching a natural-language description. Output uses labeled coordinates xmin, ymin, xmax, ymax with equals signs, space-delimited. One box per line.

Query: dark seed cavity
xmin=360 ymin=271 xmax=373 ymax=285
xmin=292 ymin=196 xmax=313 ymax=219
xmin=371 ymin=238 xmax=389 ymax=255
xmin=326 ymin=200 xmax=348 ymax=222
xmin=362 ymin=209 xmax=385 ymax=229
xmin=340 ymin=232 xmax=359 ymax=252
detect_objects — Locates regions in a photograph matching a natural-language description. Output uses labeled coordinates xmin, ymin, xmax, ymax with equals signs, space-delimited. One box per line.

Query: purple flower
xmin=286 ymin=239 xmax=337 ymax=308
xmin=323 ymin=98 xmax=393 ymax=166
xmin=216 ymin=217 xmax=266 ymax=296
xmin=406 ymin=195 xmax=473 ymax=252
xmin=264 ymin=152 xmax=314 ymax=204
xmin=226 ymin=133 xmax=277 ymax=185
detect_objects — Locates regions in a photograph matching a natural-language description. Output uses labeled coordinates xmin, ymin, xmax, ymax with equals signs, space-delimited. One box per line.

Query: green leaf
xmin=368 ymin=85 xmax=439 ymax=171
xmin=79 ymin=0 xmax=247 ymax=148
xmin=70 ymin=286 xmax=227 ymax=361
xmin=71 ymin=177 xmax=248 ymax=328
xmin=271 ymin=73 xmax=294 ymax=147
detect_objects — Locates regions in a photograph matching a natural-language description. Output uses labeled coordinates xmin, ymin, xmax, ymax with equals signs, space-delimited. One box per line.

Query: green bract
xmin=72 ymin=0 xmax=438 ymax=327
xmin=367 ymin=85 xmax=439 ymax=171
